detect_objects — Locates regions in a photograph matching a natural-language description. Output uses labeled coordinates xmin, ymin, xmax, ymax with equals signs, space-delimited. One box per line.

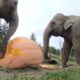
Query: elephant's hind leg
xmin=72 ymin=23 xmax=80 ymax=65
xmin=74 ymin=50 xmax=80 ymax=65
xmin=73 ymin=40 xmax=80 ymax=65
xmin=73 ymin=35 xmax=80 ymax=65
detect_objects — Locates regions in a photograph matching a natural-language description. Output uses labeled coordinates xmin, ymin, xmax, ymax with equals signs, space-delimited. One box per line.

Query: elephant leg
xmin=73 ymin=38 xmax=80 ymax=65
xmin=74 ymin=50 xmax=80 ymax=64
xmin=62 ymin=40 xmax=72 ymax=68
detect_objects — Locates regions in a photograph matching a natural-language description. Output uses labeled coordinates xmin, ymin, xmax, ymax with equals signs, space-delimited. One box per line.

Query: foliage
xmin=0 ymin=19 xmax=9 ymax=51
xmin=49 ymin=46 xmax=60 ymax=55
xmin=30 ymin=33 xmax=36 ymax=42
xmin=49 ymin=46 xmax=56 ymax=54
xmin=38 ymin=44 xmax=43 ymax=52
xmin=0 ymin=19 xmax=9 ymax=37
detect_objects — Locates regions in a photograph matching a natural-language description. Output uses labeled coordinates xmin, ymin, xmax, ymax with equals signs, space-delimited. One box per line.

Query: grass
xmin=0 ymin=68 xmax=80 ymax=80
xmin=41 ymin=68 xmax=80 ymax=80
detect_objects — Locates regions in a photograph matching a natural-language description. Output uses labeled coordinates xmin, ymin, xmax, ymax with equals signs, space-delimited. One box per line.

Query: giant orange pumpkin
xmin=0 ymin=37 xmax=43 ymax=68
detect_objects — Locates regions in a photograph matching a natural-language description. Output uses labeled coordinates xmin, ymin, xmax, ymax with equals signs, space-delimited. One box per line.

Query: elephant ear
xmin=64 ymin=19 xmax=73 ymax=30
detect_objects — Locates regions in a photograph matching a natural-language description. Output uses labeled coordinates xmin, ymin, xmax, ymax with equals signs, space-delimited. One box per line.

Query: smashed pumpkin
xmin=0 ymin=37 xmax=43 ymax=69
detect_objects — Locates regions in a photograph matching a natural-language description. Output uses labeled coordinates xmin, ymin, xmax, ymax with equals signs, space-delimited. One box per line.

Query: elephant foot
xmin=62 ymin=64 xmax=74 ymax=68
xmin=44 ymin=55 xmax=50 ymax=60
xmin=62 ymin=64 xmax=68 ymax=68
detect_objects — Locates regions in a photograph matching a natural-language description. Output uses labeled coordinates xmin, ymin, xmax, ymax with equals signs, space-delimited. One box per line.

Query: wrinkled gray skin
xmin=43 ymin=13 xmax=80 ymax=67
xmin=0 ymin=0 xmax=18 ymax=58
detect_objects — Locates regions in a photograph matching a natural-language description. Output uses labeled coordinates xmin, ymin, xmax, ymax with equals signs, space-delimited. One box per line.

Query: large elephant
xmin=43 ymin=13 xmax=80 ymax=67
xmin=0 ymin=0 xmax=19 ymax=58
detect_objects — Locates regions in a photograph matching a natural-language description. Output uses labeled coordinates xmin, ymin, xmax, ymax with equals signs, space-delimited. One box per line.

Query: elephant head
xmin=43 ymin=13 xmax=73 ymax=59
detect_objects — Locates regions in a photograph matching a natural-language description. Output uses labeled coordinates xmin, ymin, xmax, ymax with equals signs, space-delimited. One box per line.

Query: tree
xmin=30 ymin=33 xmax=36 ymax=42
xmin=0 ymin=19 xmax=9 ymax=38
xmin=0 ymin=19 xmax=9 ymax=51
xmin=56 ymin=49 xmax=60 ymax=55
xmin=49 ymin=46 xmax=60 ymax=55
xmin=49 ymin=46 xmax=56 ymax=54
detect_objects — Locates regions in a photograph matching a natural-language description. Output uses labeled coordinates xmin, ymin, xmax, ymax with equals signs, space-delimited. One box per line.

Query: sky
xmin=11 ymin=0 xmax=80 ymax=49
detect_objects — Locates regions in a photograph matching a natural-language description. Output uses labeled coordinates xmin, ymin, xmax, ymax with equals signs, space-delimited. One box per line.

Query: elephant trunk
xmin=43 ymin=28 xmax=51 ymax=59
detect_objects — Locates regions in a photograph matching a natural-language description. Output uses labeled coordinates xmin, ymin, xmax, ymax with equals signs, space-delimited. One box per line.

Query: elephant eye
xmin=51 ymin=21 xmax=56 ymax=25
xmin=50 ymin=21 xmax=56 ymax=28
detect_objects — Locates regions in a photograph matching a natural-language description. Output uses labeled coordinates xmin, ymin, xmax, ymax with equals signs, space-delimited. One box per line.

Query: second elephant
xmin=43 ymin=13 xmax=80 ymax=68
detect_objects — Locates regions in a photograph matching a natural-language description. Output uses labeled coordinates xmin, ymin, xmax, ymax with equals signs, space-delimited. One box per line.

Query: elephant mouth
xmin=53 ymin=33 xmax=59 ymax=36
xmin=51 ymin=31 xmax=60 ymax=36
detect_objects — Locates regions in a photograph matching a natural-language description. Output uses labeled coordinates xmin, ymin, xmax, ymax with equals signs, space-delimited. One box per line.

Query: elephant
xmin=0 ymin=0 xmax=19 ymax=58
xmin=43 ymin=13 xmax=80 ymax=68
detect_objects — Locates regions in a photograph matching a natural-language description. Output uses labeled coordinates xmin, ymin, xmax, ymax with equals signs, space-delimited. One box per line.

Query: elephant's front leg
xmin=62 ymin=40 xmax=72 ymax=68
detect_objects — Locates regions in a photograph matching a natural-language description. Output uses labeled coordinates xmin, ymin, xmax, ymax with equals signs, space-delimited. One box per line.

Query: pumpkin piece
xmin=40 ymin=64 xmax=57 ymax=69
